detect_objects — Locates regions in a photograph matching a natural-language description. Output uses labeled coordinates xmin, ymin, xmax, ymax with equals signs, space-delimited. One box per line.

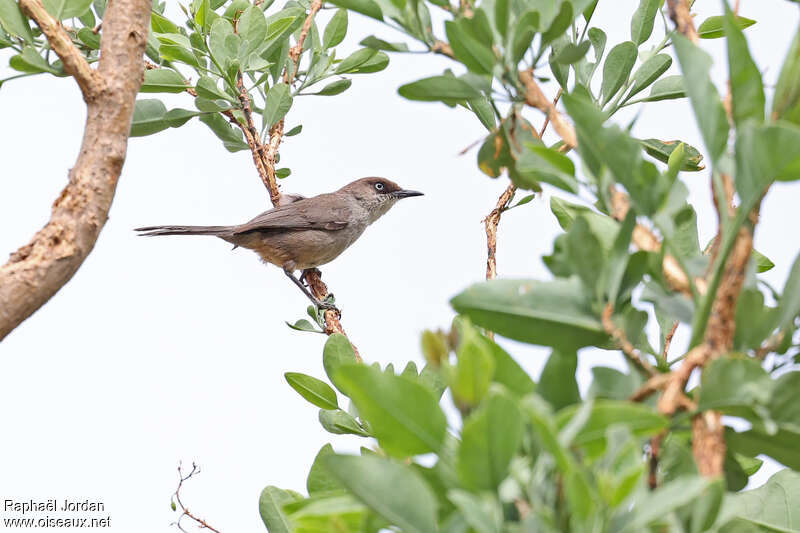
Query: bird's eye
xmin=375 ymin=182 xmax=384 ymax=191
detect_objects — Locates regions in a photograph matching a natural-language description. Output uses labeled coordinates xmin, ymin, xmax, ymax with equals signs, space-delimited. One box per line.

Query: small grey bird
xmin=135 ymin=177 xmax=423 ymax=309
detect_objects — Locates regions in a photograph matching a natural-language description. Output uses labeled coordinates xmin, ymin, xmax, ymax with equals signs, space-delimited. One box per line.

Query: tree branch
xmin=0 ymin=0 xmax=151 ymax=341
xmin=19 ymin=0 xmax=102 ymax=99
xmin=666 ymin=0 xmax=699 ymax=43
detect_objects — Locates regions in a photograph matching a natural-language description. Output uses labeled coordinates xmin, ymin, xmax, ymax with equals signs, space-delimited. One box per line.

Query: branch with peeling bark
xmin=0 ymin=0 xmax=151 ymax=341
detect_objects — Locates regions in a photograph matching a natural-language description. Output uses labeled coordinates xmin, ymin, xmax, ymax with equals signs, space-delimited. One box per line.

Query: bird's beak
xmin=393 ymin=189 xmax=424 ymax=199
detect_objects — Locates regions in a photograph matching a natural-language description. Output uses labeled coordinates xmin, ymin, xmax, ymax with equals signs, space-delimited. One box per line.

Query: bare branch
xmin=171 ymin=462 xmax=222 ymax=533
xmin=0 ymin=0 xmax=151 ymax=340
xmin=19 ymin=0 xmax=102 ymax=99
xmin=484 ymin=184 xmax=517 ymax=282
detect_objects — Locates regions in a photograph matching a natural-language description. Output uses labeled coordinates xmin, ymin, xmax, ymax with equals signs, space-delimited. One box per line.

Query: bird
xmin=135 ymin=177 xmax=423 ymax=310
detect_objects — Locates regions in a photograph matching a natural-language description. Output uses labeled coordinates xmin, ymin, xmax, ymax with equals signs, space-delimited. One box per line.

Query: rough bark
xmin=0 ymin=0 xmax=151 ymax=340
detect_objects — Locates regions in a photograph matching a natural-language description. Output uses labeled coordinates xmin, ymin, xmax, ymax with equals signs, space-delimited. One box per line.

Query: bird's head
xmin=341 ymin=177 xmax=423 ymax=222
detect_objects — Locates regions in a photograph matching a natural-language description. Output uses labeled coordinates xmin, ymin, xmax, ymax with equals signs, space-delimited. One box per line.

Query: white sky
xmin=1 ymin=1 xmax=799 ymax=531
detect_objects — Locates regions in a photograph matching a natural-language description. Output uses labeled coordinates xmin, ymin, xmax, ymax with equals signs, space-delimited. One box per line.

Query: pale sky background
xmin=1 ymin=1 xmax=799 ymax=531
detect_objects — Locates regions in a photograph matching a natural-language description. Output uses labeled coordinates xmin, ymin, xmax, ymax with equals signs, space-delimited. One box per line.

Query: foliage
xmin=3 ymin=0 xmax=800 ymax=530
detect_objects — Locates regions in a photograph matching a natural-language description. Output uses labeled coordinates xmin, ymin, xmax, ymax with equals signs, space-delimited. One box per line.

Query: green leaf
xmin=262 ymin=82 xmax=292 ymax=128
xmin=209 ymin=17 xmax=235 ymax=66
xmin=588 ymin=367 xmax=636 ymax=400
xmin=451 ymin=324 xmax=495 ymax=409
xmin=328 ymin=0 xmax=382 ymax=20
xmin=620 ymin=476 xmax=709 ymax=532
xmin=140 ymin=69 xmax=187 ymax=93
xmin=151 ymin=11 xmax=179 ymax=34
xmin=726 ymin=427 xmax=800 ymax=470
xmin=42 ymin=0 xmax=91 ymax=20
xmin=510 ymin=10 xmax=539 ymax=63
xmin=724 ymin=7 xmax=765 ymax=125
xmin=446 ymin=19 xmax=495 ymax=75
xmin=198 ymin=113 xmax=249 ymax=151
xmin=630 ymin=0 xmax=659 ymax=44
xmin=325 ymin=455 xmax=437 ymax=533
xmin=719 ymin=469 xmax=800 ymax=531
xmin=735 ymin=122 xmax=800 ymax=207
xmin=697 ymin=356 xmax=771 ymax=413
xmin=538 ymin=349 xmax=580 ymax=410
xmin=318 ymin=409 xmax=370 ymax=437
xmin=629 ymin=74 xmax=686 ymax=104
xmin=556 ymin=400 xmax=667 ymax=458
xmin=347 ymin=51 xmax=388 ymax=73
xmin=306 ymin=443 xmax=344 ymax=494
xmin=494 ymin=0 xmax=508 ymax=38
xmin=769 ymin=372 xmax=800 ymax=434
xmin=672 ymin=34 xmax=729 ymax=163
xmin=483 ymin=338 xmax=535 ymax=396
xmin=130 ymin=99 xmax=170 ymax=136
xmin=467 ymin=96 xmax=496 ymax=131
xmin=457 ymin=388 xmax=523 ymax=490
xmin=239 ymin=6 xmax=267 ymax=56
xmin=565 ymin=217 xmax=604 ymax=295
xmin=448 ymin=491 xmax=502 ymax=533
xmin=335 ymin=48 xmax=376 ymax=73
xmin=752 ymin=249 xmax=774 ymax=273
xmin=159 ymin=43 xmax=200 ymax=67
xmin=77 ymin=28 xmax=100 ymax=49
xmin=258 ymin=486 xmax=295 ymax=533
xmin=515 ymin=144 xmax=579 ymax=194
xmin=697 ymin=14 xmax=756 ymax=39
xmin=398 ymin=76 xmax=481 ymax=102
xmin=601 ymin=41 xmax=637 ymax=106
xmin=359 ymin=35 xmax=409 ymax=52
xmin=562 ymin=92 xmax=668 ymax=214
xmin=284 ymin=372 xmax=339 ymax=410
xmin=626 ymin=53 xmax=672 ymax=101
xmin=772 ymin=26 xmax=800 ymax=124
xmin=9 ymin=46 xmax=59 ymax=74
xmin=640 ymin=138 xmax=704 ymax=171
xmin=323 ymin=334 xmax=357 ymax=391
xmin=333 ymin=364 xmax=447 ymax=456
xmin=286 ymin=318 xmax=322 ymax=333
xmin=553 ymin=40 xmax=591 ymax=64
xmin=312 ymin=78 xmax=351 ymax=96
xmin=323 ymin=9 xmax=347 ymax=49
xmin=776 ymin=251 xmax=800 ymax=331
xmin=195 ymin=76 xmax=232 ymax=101
xmin=451 ymin=278 xmax=608 ymax=350
xmin=0 ymin=0 xmax=33 ymax=42
xmin=550 ymin=196 xmax=620 ymax=250
xmin=540 ymin=1 xmax=572 ymax=47
xmin=285 ymin=124 xmax=302 ymax=136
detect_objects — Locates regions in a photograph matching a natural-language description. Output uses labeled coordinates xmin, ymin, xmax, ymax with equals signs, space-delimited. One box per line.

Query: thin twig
xmin=519 ymin=70 xmax=577 ymax=149
xmin=662 ymin=320 xmax=679 ymax=362
xmin=538 ymin=88 xmax=563 ymax=138
xmin=602 ymin=303 xmax=657 ymax=376
xmin=483 ymin=184 xmax=517 ymax=282
xmin=171 ymin=462 xmax=222 ymax=533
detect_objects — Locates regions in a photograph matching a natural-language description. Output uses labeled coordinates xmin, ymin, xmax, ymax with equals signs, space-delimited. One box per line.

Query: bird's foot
xmin=316 ymin=294 xmax=339 ymax=314
xmin=300 ymin=268 xmax=321 ymax=286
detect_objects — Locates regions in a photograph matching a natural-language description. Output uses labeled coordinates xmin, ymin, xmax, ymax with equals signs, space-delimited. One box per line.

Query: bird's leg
xmin=283 ymin=268 xmax=338 ymax=311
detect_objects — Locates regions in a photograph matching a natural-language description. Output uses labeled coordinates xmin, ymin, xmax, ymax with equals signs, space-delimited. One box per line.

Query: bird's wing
xmin=233 ymin=195 xmax=352 ymax=234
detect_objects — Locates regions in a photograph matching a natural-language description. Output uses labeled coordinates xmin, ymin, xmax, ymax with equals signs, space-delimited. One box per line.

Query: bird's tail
xmin=134 ymin=225 xmax=232 ymax=237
